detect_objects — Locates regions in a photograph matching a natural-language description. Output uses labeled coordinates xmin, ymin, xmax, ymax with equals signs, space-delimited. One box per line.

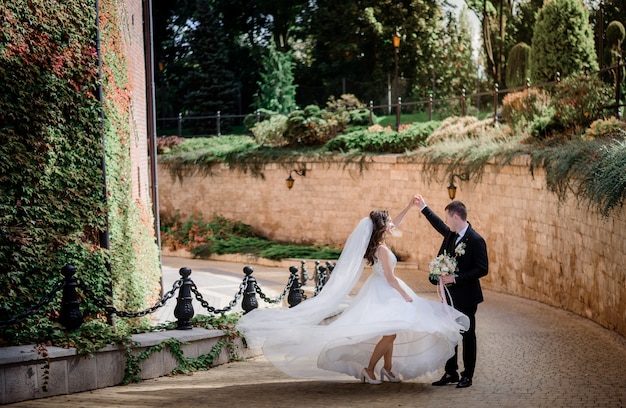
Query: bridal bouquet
xmin=428 ymin=242 xmax=466 ymax=281
xmin=428 ymin=252 xmax=458 ymax=281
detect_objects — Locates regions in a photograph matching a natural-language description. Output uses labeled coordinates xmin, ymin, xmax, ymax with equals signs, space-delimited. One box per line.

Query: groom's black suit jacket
xmin=422 ymin=206 xmax=489 ymax=310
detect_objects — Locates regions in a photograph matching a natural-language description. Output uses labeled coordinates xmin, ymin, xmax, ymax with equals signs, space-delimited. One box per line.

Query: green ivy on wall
xmin=0 ymin=0 xmax=160 ymax=346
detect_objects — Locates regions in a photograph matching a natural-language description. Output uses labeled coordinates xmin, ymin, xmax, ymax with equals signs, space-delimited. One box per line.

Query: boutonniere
xmin=455 ymin=242 xmax=466 ymax=257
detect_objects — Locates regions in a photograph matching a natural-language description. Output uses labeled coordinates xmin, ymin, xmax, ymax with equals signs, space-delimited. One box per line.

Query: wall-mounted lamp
xmin=447 ymin=173 xmax=469 ymax=200
xmin=286 ymin=168 xmax=306 ymax=189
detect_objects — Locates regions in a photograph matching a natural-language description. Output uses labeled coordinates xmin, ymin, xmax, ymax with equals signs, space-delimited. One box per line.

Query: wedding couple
xmin=237 ymin=194 xmax=488 ymax=388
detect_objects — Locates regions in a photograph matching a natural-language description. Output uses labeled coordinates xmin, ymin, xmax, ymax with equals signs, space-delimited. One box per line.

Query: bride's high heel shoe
xmin=380 ymin=367 xmax=401 ymax=383
xmin=361 ymin=368 xmax=382 ymax=384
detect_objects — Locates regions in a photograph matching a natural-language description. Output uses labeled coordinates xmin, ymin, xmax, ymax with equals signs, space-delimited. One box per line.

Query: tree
xmin=509 ymin=0 xmax=543 ymax=47
xmin=464 ymin=0 xmax=513 ymax=86
xmin=432 ymin=8 xmax=479 ymax=100
xmin=180 ymin=1 xmax=239 ymax=117
xmin=254 ymin=42 xmax=298 ymax=113
xmin=300 ymin=0 xmax=446 ymax=105
xmin=506 ymin=42 xmax=531 ymax=88
xmin=604 ymin=20 xmax=625 ymax=69
xmin=530 ymin=0 xmax=598 ymax=84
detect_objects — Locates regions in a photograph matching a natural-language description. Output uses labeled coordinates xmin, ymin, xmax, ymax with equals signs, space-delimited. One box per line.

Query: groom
xmin=414 ymin=195 xmax=488 ymax=389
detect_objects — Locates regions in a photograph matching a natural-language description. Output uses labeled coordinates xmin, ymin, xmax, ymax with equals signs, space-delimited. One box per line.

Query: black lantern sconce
xmin=286 ymin=168 xmax=306 ymax=189
xmin=447 ymin=173 xmax=469 ymax=200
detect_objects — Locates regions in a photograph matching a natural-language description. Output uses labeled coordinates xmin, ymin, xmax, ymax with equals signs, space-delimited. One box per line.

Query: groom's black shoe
xmin=431 ymin=372 xmax=459 ymax=386
xmin=456 ymin=376 xmax=472 ymax=388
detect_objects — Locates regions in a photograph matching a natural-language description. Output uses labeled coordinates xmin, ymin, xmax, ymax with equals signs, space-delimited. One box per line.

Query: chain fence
xmin=0 ymin=260 xmax=336 ymax=332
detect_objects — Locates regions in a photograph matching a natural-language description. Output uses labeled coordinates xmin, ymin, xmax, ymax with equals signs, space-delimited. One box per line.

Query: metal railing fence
xmin=157 ymin=63 xmax=625 ymax=138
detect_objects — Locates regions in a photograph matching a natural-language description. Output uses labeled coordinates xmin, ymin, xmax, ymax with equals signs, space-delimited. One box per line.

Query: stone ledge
xmin=0 ymin=328 xmax=258 ymax=405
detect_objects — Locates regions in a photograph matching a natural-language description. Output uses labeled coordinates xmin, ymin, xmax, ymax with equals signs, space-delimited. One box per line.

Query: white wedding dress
xmin=237 ymin=217 xmax=469 ymax=382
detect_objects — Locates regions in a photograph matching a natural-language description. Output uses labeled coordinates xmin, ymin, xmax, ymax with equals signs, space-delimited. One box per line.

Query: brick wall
xmin=157 ymin=156 xmax=626 ymax=337
xmin=120 ymin=0 xmax=150 ymax=202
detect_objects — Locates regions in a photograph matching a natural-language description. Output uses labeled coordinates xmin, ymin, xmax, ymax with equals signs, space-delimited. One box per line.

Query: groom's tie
xmin=446 ymin=232 xmax=458 ymax=254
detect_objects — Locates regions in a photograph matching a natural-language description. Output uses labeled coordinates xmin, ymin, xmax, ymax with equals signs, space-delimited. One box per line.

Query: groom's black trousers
xmin=445 ymin=303 xmax=477 ymax=379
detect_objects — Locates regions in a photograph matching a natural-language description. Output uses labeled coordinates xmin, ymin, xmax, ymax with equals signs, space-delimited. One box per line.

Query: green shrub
xmin=160 ymin=213 xmax=341 ymax=260
xmin=501 ymin=88 xmax=551 ymax=131
xmin=325 ymin=94 xmax=374 ymax=127
xmin=324 ymin=122 xmax=440 ymax=153
xmin=243 ymin=108 xmax=276 ymax=131
xmin=529 ymin=106 xmax=560 ymax=139
xmin=349 ymin=109 xmax=374 ymax=126
xmin=606 ymin=21 xmax=625 ymax=48
xmin=583 ymin=117 xmax=626 ymax=141
xmin=326 ymin=94 xmax=366 ymax=112
xmin=251 ymin=114 xmax=289 ymax=147
xmin=550 ymin=74 xmax=613 ymax=132
xmin=283 ymin=105 xmax=348 ymax=146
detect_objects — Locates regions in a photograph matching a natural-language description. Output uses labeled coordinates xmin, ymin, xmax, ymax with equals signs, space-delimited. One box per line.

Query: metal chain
xmin=1 ymin=262 xmax=330 ymax=326
xmin=76 ymin=279 xmax=183 ymax=318
xmin=189 ymin=276 xmax=248 ymax=314
xmin=0 ymin=280 xmax=66 ymax=327
xmin=255 ymin=273 xmax=295 ymax=304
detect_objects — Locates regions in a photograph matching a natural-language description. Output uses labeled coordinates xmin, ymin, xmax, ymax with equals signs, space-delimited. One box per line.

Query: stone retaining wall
xmin=158 ymin=156 xmax=626 ymax=337
xmin=0 ymin=329 xmax=256 ymax=405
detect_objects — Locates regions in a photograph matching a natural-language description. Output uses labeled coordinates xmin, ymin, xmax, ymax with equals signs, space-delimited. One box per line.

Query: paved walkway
xmin=5 ymin=257 xmax=626 ymax=408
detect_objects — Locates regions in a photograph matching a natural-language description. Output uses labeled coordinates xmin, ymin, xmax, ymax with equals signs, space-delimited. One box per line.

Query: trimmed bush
xmin=506 ymin=42 xmax=531 ymax=89
xmin=550 ymin=74 xmax=613 ymax=133
xmin=251 ymin=114 xmax=289 ymax=147
xmin=501 ymin=88 xmax=551 ymax=131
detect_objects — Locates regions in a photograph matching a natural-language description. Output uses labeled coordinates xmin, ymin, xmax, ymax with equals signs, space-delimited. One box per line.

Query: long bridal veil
xmin=237 ymin=217 xmax=373 ymax=349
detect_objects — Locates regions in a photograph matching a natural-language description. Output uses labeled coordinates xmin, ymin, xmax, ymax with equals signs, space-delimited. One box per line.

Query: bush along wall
xmin=0 ymin=0 xmax=160 ymax=346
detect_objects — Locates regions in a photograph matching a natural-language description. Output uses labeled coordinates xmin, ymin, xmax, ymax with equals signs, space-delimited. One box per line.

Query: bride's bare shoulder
xmin=377 ymin=244 xmax=392 ymax=257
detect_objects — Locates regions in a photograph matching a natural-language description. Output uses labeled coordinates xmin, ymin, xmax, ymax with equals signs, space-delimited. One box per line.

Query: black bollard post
xmin=315 ymin=265 xmax=326 ymax=295
xmin=314 ymin=260 xmax=321 ymax=286
xmin=59 ymin=265 xmax=83 ymax=331
xmin=174 ymin=267 xmax=194 ymax=330
xmin=319 ymin=265 xmax=327 ymax=284
xmin=241 ymin=266 xmax=258 ymax=314
xmin=287 ymin=266 xmax=303 ymax=308
xmin=300 ymin=259 xmax=309 ymax=286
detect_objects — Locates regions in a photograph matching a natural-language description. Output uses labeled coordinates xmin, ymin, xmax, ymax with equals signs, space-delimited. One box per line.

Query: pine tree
xmin=530 ymin=0 xmax=598 ymax=84
xmin=253 ymin=42 xmax=297 ymax=114
xmin=181 ymin=2 xmax=238 ymax=117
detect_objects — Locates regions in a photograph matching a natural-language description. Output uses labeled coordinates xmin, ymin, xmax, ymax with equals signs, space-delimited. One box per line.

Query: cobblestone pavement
xmin=5 ymin=258 xmax=626 ymax=408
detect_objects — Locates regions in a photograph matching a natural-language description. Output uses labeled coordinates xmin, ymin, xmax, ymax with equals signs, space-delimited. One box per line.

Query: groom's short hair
xmin=445 ymin=200 xmax=467 ymax=221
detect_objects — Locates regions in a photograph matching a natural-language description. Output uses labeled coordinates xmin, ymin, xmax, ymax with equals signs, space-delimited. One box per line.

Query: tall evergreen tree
xmin=506 ymin=42 xmax=531 ymax=88
xmin=181 ymin=1 xmax=238 ymax=116
xmin=530 ymin=0 xmax=598 ymax=84
xmin=254 ymin=42 xmax=298 ymax=113
xmin=432 ymin=8 xmax=478 ymax=99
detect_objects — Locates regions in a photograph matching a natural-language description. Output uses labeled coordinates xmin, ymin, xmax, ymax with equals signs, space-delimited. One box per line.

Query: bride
xmin=236 ymin=198 xmax=470 ymax=383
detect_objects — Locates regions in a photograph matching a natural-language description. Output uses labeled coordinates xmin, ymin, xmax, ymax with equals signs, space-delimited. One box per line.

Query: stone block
xmin=95 ymin=349 xmax=126 ymax=388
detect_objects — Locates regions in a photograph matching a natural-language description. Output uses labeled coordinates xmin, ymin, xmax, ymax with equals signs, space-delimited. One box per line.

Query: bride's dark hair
xmin=364 ymin=210 xmax=389 ymax=265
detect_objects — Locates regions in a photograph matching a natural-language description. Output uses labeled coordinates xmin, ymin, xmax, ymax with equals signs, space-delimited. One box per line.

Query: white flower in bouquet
xmin=429 ymin=251 xmax=458 ymax=281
